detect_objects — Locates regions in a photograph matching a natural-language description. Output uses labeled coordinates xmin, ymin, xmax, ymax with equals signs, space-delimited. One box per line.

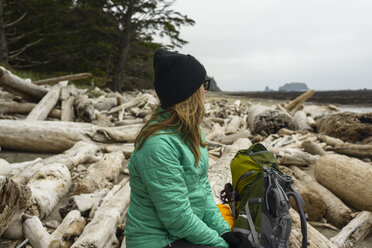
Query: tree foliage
xmin=1 ymin=0 xmax=194 ymax=90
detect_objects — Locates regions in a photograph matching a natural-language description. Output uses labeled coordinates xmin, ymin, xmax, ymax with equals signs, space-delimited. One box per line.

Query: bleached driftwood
xmin=208 ymin=138 xmax=252 ymax=203
xmin=214 ymin=130 xmax=250 ymax=145
xmin=330 ymin=211 xmax=372 ymax=248
xmin=33 ymin=73 xmax=92 ymax=85
xmin=25 ymin=161 xmax=71 ymax=219
xmin=61 ymin=85 xmax=76 ymax=122
xmin=276 ymin=148 xmax=318 ymax=166
xmin=60 ymin=188 xmax=110 ymax=217
xmin=73 ymin=151 xmax=125 ymax=195
xmin=49 ymin=210 xmax=86 ymax=248
xmin=224 ymin=116 xmax=242 ymax=135
xmin=23 ymin=215 xmax=52 ymax=248
xmin=12 ymin=142 xmax=99 ymax=186
xmin=71 ymin=179 xmax=131 ymax=248
xmin=0 ymin=120 xmax=142 ymax=152
xmin=206 ymin=123 xmax=224 ymax=141
xmin=285 ymin=90 xmax=315 ymax=113
xmin=301 ymin=140 xmax=326 ymax=156
xmin=93 ymin=97 xmax=117 ymax=111
xmin=290 ymin=165 xmax=352 ymax=227
xmin=247 ymin=105 xmax=295 ymax=135
xmin=115 ymin=118 xmax=143 ymax=126
xmin=280 ymin=167 xmax=326 ymax=221
xmin=315 ymin=154 xmax=372 ymax=212
xmin=26 ymin=81 xmax=66 ymax=121
xmin=0 ymin=66 xmax=48 ymax=101
xmin=0 ymin=177 xmax=31 ymax=236
xmin=103 ymin=143 xmax=134 ymax=158
xmin=108 ymin=94 xmax=151 ymax=114
xmin=332 ymin=143 xmax=372 ymax=159
xmin=0 ymin=101 xmax=61 ymax=118
xmin=289 ymin=208 xmax=336 ymax=248
xmin=319 ymin=135 xmax=344 ymax=147
xmin=293 ymin=111 xmax=312 ymax=131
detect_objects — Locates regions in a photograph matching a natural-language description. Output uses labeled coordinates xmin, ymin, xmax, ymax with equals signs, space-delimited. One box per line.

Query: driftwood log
xmin=0 ymin=177 xmax=32 ymax=236
xmin=285 ymin=90 xmax=315 ymax=113
xmin=73 ymin=151 xmax=125 ymax=195
xmin=0 ymin=120 xmax=142 ymax=152
xmin=224 ymin=116 xmax=242 ymax=135
xmin=330 ymin=211 xmax=372 ymax=248
xmin=61 ymin=85 xmax=76 ymax=122
xmin=26 ymin=81 xmax=66 ymax=121
xmin=208 ymin=138 xmax=252 ymax=203
xmin=71 ymin=178 xmax=130 ymax=248
xmin=276 ymin=148 xmax=318 ymax=166
xmin=247 ymin=105 xmax=295 ymax=135
xmin=32 ymin=73 xmax=92 ymax=85
xmin=317 ymin=112 xmax=372 ymax=142
xmin=23 ymin=215 xmax=52 ymax=248
xmin=0 ymin=101 xmax=61 ymax=118
xmin=0 ymin=66 xmax=48 ymax=101
xmin=331 ymin=143 xmax=372 ymax=159
xmin=74 ymin=95 xmax=95 ymax=122
xmin=290 ymin=165 xmax=352 ymax=227
xmin=315 ymin=154 xmax=372 ymax=212
xmin=293 ymin=110 xmax=312 ymax=131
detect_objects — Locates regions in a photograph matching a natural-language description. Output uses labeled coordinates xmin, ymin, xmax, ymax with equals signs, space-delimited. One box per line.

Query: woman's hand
xmin=221 ymin=232 xmax=253 ymax=248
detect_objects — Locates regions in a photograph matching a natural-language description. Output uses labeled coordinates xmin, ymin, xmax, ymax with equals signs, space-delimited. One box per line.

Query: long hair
xmin=134 ymin=87 xmax=207 ymax=166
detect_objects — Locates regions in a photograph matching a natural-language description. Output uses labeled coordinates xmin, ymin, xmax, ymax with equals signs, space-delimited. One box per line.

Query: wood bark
xmin=332 ymin=143 xmax=372 ymax=159
xmin=289 ymin=208 xmax=336 ymax=248
xmin=247 ymin=105 xmax=295 ymax=135
xmin=61 ymin=85 xmax=76 ymax=122
xmin=285 ymin=90 xmax=315 ymax=113
xmin=0 ymin=176 xmax=32 ymax=237
xmin=0 ymin=101 xmax=61 ymax=118
xmin=26 ymin=82 xmax=66 ymax=121
xmin=208 ymin=138 xmax=252 ymax=203
xmin=330 ymin=211 xmax=372 ymax=248
xmin=314 ymin=154 xmax=372 ymax=212
xmin=0 ymin=120 xmax=142 ymax=152
xmin=290 ymin=165 xmax=352 ymax=228
xmin=317 ymin=112 xmax=372 ymax=143
xmin=280 ymin=167 xmax=326 ymax=221
xmin=33 ymin=73 xmax=92 ymax=85
xmin=71 ymin=179 xmax=131 ymax=248
xmin=73 ymin=151 xmax=125 ymax=195
xmin=0 ymin=66 xmax=48 ymax=101
xmin=23 ymin=215 xmax=51 ymax=248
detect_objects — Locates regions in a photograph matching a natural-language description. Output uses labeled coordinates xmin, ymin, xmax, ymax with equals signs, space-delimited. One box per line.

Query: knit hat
xmin=153 ymin=48 xmax=206 ymax=108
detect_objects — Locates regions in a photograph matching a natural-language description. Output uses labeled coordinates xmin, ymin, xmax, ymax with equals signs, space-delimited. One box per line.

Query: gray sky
xmin=171 ymin=0 xmax=372 ymax=91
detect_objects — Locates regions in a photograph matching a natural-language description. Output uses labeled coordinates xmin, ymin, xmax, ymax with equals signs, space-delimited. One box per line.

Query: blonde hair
xmin=135 ymin=87 xmax=207 ymax=166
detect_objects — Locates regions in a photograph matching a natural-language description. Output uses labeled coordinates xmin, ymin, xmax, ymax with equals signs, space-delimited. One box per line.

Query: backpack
xmin=220 ymin=143 xmax=309 ymax=248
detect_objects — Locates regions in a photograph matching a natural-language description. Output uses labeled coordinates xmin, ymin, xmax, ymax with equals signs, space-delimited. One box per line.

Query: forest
xmin=0 ymin=0 xmax=194 ymax=91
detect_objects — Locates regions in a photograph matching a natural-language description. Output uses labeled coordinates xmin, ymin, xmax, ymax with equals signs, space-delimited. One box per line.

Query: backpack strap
xmin=244 ymin=201 xmax=260 ymax=247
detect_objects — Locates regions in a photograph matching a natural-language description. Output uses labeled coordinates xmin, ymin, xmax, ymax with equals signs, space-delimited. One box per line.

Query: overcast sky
xmin=171 ymin=0 xmax=372 ymax=91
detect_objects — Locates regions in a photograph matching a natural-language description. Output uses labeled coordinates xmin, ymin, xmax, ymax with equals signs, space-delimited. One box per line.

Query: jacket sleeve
xmin=202 ymin=173 xmax=232 ymax=235
xmin=138 ymin=139 xmax=229 ymax=248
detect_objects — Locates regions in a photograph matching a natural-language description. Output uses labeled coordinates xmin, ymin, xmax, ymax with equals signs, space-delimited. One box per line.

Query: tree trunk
xmin=71 ymin=179 xmax=131 ymax=248
xmin=0 ymin=176 xmax=32 ymax=236
xmin=61 ymin=85 xmax=76 ymax=121
xmin=314 ymin=154 xmax=372 ymax=212
xmin=73 ymin=152 xmax=125 ymax=195
xmin=0 ymin=101 xmax=61 ymax=118
xmin=290 ymin=165 xmax=352 ymax=228
xmin=285 ymin=90 xmax=315 ymax=113
xmin=330 ymin=211 xmax=372 ymax=248
xmin=0 ymin=120 xmax=142 ymax=153
xmin=0 ymin=0 xmax=8 ymax=65
xmin=33 ymin=73 xmax=92 ymax=85
xmin=247 ymin=105 xmax=295 ymax=135
xmin=109 ymin=0 xmax=136 ymax=92
xmin=0 ymin=66 xmax=48 ymax=101
xmin=289 ymin=208 xmax=336 ymax=248
xmin=26 ymin=82 xmax=65 ymax=121
xmin=208 ymin=138 xmax=252 ymax=203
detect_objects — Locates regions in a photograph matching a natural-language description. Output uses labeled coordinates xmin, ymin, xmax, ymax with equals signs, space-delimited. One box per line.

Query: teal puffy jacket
xmin=125 ymin=112 xmax=230 ymax=248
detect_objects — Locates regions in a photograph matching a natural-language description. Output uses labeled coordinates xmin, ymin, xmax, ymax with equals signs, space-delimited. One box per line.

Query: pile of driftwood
xmin=1 ymin=66 xmax=372 ymax=248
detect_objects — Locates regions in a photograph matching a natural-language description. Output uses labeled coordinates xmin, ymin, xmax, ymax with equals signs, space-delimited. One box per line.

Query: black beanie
xmin=153 ymin=48 xmax=206 ymax=108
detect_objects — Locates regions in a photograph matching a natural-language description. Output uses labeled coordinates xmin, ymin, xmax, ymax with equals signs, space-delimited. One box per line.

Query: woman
xmin=125 ymin=49 xmax=249 ymax=248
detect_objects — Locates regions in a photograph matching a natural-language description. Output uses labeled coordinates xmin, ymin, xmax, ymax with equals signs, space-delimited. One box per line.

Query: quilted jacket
xmin=124 ymin=111 xmax=230 ymax=248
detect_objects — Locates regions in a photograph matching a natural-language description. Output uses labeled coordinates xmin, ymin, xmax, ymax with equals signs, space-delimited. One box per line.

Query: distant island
xmin=265 ymin=82 xmax=309 ymax=92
